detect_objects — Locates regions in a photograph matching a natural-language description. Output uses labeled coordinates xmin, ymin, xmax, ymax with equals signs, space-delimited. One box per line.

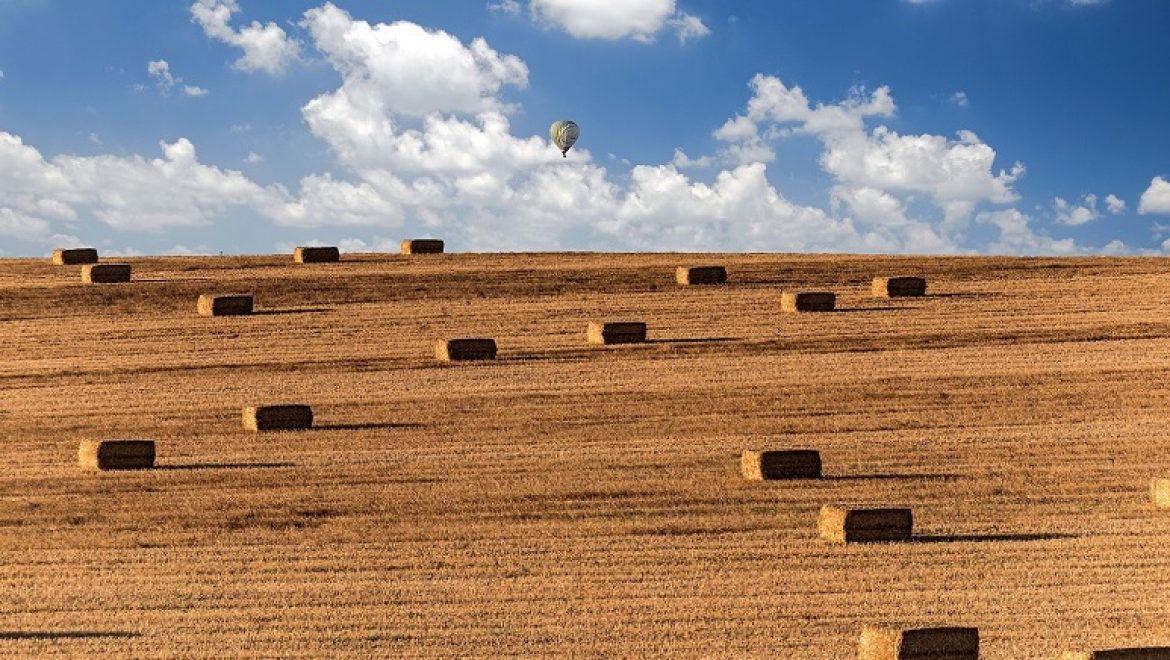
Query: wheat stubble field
xmin=2 ymin=252 xmax=1170 ymax=658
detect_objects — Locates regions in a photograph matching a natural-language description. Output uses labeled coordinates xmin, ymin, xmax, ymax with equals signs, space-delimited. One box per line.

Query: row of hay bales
xmin=51 ymin=240 xmax=446 ymax=283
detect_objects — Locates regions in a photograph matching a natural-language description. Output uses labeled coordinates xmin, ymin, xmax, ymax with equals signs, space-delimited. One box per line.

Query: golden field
xmin=2 ymin=252 xmax=1170 ymax=658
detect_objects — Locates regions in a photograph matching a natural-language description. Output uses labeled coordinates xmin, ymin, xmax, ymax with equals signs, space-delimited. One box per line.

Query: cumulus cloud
xmin=714 ymin=74 xmax=1023 ymax=248
xmin=1139 ymin=177 xmax=1170 ymax=215
xmin=0 ymin=131 xmax=290 ymax=247
xmin=950 ymin=90 xmax=969 ymax=107
xmin=528 ymin=0 xmax=709 ymax=43
xmin=147 ymin=59 xmax=208 ymax=97
xmin=1105 ymin=193 xmax=1126 ymax=215
xmin=1053 ymin=193 xmax=1099 ymax=226
xmin=190 ymin=0 xmax=301 ymax=74
xmin=977 ymin=208 xmax=1079 ymax=255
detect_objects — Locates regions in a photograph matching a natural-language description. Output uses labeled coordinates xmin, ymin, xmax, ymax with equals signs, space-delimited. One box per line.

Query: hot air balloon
xmin=550 ymin=120 xmax=579 ymax=158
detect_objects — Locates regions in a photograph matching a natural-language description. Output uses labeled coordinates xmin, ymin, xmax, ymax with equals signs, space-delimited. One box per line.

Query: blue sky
xmin=1 ymin=0 xmax=1169 ymax=256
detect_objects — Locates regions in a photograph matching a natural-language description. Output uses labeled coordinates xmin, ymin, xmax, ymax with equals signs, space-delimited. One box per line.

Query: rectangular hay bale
xmin=819 ymin=505 xmax=913 ymax=543
xmin=78 ymin=440 xmax=155 ymax=471
xmin=197 ymin=294 xmax=254 ymax=317
xmin=873 ymin=276 xmax=927 ymax=298
xmin=676 ymin=266 xmax=728 ymax=286
xmin=1059 ymin=650 xmax=1170 ymax=660
xmin=1151 ymin=479 xmax=1170 ymax=509
xmin=859 ymin=625 xmax=979 ymax=660
xmin=52 ymin=248 xmax=99 ymax=265
xmin=436 ymin=338 xmax=498 ymax=361
xmin=741 ymin=449 xmax=822 ymax=480
xmin=81 ymin=263 xmax=131 ymax=284
xmin=400 ymin=239 xmax=444 ymax=254
xmin=781 ymin=291 xmax=836 ymax=313
xmin=293 ymin=246 xmax=340 ymax=263
xmin=243 ymin=405 xmax=313 ymax=432
xmin=587 ymin=321 xmax=647 ymax=345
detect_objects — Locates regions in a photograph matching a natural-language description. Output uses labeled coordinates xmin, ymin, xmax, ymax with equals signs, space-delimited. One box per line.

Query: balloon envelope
xmin=550 ymin=120 xmax=579 ymax=157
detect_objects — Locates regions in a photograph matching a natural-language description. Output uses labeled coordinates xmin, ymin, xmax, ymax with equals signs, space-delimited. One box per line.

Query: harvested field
xmin=2 ymin=252 xmax=1170 ymax=657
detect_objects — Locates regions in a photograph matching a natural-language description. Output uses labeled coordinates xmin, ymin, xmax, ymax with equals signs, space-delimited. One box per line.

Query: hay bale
xmin=781 ymin=291 xmax=836 ymax=313
xmin=436 ymin=338 xmax=498 ymax=361
xmin=873 ymin=276 xmax=927 ymax=298
xmin=1059 ymin=650 xmax=1170 ymax=659
xmin=197 ymin=294 xmax=254 ymax=317
xmin=587 ymin=321 xmax=647 ymax=345
xmin=81 ymin=264 xmax=131 ymax=284
xmin=818 ymin=505 xmax=912 ymax=543
xmin=51 ymin=248 xmax=98 ymax=265
xmin=1151 ymin=479 xmax=1170 ymax=509
xmin=859 ymin=625 xmax=979 ymax=660
xmin=401 ymin=239 xmax=444 ymax=254
xmin=78 ymin=440 xmax=155 ymax=470
xmin=741 ymin=449 xmax=821 ymax=480
xmin=242 ymin=405 xmax=313 ymax=432
xmin=676 ymin=266 xmax=728 ymax=286
xmin=293 ymin=246 xmax=340 ymax=263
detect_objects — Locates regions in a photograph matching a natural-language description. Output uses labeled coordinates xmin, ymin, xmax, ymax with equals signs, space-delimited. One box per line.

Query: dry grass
xmin=3 ymin=253 xmax=1170 ymax=657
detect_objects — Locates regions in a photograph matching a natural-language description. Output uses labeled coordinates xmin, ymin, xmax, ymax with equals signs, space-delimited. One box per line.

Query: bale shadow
xmin=928 ymin=292 xmax=998 ymax=299
xmin=646 ymin=337 xmax=742 ymax=345
xmin=833 ymin=306 xmax=916 ymax=313
xmin=252 ymin=308 xmax=332 ymax=316
xmin=822 ymin=473 xmax=965 ymax=482
xmin=912 ymin=532 xmax=1077 ymax=544
xmin=156 ymin=461 xmax=296 ymax=471
xmin=314 ymin=422 xmax=424 ymax=431
xmin=0 ymin=631 xmax=141 ymax=640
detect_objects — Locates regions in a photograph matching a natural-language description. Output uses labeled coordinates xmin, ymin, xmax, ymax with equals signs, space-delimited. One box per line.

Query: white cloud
xmin=528 ymin=0 xmax=708 ymax=43
xmin=714 ymin=74 xmax=1022 ymax=245
xmin=487 ymin=0 xmax=521 ymax=15
xmin=950 ymin=90 xmax=969 ymax=107
xmin=147 ymin=59 xmax=208 ymax=97
xmin=667 ymin=13 xmax=710 ymax=44
xmin=976 ymin=208 xmax=1080 ymax=255
xmin=245 ymin=152 xmax=264 ymax=164
xmin=190 ymin=0 xmax=301 ymax=75
xmin=0 ymin=131 xmax=290 ymax=243
xmin=671 ymin=148 xmax=712 ymax=169
xmin=1053 ymin=193 xmax=1099 ymax=226
xmin=0 ymin=69 xmax=5 ymax=81
xmin=302 ymin=2 xmax=527 ymax=120
xmin=1139 ymin=177 xmax=1170 ymax=215
xmin=1105 ymin=193 xmax=1125 ymax=215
